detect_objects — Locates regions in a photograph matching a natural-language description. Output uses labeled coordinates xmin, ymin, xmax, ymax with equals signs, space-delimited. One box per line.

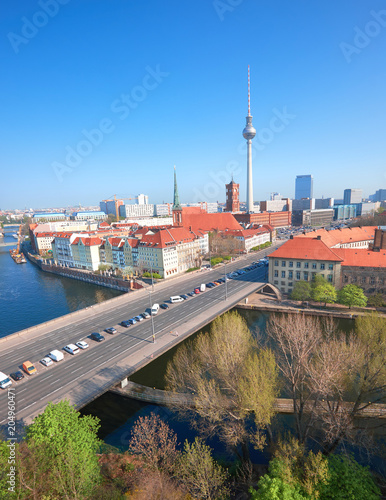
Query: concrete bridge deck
xmin=0 ymin=250 xmax=275 ymax=427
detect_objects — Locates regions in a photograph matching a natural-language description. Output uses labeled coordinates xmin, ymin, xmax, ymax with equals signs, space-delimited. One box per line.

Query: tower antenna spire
xmin=248 ymin=64 xmax=250 ymax=116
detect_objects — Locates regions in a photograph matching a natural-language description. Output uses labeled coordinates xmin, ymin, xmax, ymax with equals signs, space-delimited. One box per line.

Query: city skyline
xmin=1 ymin=1 xmax=385 ymax=209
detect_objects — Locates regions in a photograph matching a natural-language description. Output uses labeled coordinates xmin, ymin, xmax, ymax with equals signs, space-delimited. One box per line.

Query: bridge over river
xmin=111 ymin=382 xmax=386 ymax=418
xmin=0 ymin=249 xmax=278 ymax=427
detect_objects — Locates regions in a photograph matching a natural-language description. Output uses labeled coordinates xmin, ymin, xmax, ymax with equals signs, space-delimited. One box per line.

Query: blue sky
xmin=1 ymin=0 xmax=385 ymax=210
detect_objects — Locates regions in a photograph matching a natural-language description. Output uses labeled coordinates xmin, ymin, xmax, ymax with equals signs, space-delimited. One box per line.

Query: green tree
xmin=25 ymin=400 xmax=101 ymax=499
xmin=337 ymin=284 xmax=367 ymax=309
xmin=318 ymin=454 xmax=380 ymax=500
xmin=312 ymin=282 xmax=337 ymax=307
xmin=367 ymin=293 xmax=385 ymax=308
xmin=290 ymin=281 xmax=312 ymax=302
xmin=250 ymin=447 xmax=380 ymax=500
xmin=166 ymin=311 xmax=279 ymax=463
xmin=176 ymin=438 xmax=228 ymax=500
xmin=250 ymin=437 xmax=328 ymax=500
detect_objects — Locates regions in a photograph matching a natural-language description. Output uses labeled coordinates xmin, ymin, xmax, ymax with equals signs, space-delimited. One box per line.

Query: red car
xmin=194 ymin=288 xmax=200 ymax=294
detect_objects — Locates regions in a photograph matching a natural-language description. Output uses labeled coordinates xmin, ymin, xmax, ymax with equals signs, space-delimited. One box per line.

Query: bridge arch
xmin=258 ymin=283 xmax=282 ymax=301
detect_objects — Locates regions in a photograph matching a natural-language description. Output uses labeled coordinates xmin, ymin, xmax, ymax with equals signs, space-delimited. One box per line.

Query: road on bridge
xmin=0 ymin=249 xmax=275 ymax=428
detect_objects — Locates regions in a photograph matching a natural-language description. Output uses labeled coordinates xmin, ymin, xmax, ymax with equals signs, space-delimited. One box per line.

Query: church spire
xmin=173 ymin=166 xmax=181 ymax=210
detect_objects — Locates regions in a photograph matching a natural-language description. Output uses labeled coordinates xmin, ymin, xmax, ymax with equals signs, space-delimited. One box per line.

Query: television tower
xmin=242 ymin=65 xmax=256 ymax=213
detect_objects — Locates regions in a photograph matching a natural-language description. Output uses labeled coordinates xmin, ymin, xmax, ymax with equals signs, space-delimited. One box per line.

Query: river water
xmin=2 ymin=233 xmax=382 ymax=470
xmin=0 ymin=231 xmax=123 ymax=338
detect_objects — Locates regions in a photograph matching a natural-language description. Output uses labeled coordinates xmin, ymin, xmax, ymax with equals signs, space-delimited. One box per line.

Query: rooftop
xmin=269 ymin=237 xmax=343 ymax=262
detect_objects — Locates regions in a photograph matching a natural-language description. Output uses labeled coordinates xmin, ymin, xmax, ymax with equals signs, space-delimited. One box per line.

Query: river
xmin=0 ymin=231 xmax=123 ymax=338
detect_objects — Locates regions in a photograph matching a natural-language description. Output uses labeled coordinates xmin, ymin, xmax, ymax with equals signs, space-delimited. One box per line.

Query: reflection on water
xmin=0 ymin=244 xmax=123 ymax=338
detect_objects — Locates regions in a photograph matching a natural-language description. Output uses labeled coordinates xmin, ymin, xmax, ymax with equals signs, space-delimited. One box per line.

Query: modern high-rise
xmin=225 ymin=179 xmax=240 ymax=212
xmin=295 ymin=175 xmax=313 ymax=199
xmin=343 ymin=188 xmax=362 ymax=205
xmin=242 ymin=66 xmax=256 ymax=213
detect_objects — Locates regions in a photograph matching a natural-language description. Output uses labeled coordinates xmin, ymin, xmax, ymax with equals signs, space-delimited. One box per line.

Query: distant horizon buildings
xmin=295 ymin=175 xmax=313 ymax=200
xmin=343 ymin=188 xmax=362 ymax=205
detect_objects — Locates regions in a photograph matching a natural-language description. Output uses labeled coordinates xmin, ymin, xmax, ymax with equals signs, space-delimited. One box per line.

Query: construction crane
xmin=10 ymin=224 xmax=26 ymax=263
xmin=102 ymin=195 xmax=136 ymax=222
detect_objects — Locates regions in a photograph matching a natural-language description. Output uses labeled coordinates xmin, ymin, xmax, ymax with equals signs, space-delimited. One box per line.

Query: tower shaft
xmin=246 ymin=139 xmax=253 ymax=212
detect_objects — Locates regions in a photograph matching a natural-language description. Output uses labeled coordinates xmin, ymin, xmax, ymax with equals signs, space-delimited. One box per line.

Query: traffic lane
xmin=0 ymin=261 xmax=266 ymax=371
xmin=0 ymin=265 xmax=267 ymax=372
xmin=1 ymin=276 xmax=265 ymax=423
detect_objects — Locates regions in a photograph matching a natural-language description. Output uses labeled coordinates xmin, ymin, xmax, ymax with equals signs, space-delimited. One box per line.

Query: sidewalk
xmin=237 ymin=293 xmax=385 ymax=319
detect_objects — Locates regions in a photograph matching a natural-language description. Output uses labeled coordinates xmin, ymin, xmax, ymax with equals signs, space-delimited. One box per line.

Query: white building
xmin=120 ymin=204 xmax=155 ymax=218
xmin=71 ymin=211 xmax=107 ymax=221
xmin=136 ymin=194 xmax=149 ymax=205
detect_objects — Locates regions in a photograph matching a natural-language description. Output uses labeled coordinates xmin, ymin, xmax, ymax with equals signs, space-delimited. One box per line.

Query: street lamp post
xmin=148 ymin=290 xmax=156 ymax=343
xmin=224 ymin=261 xmax=228 ymax=300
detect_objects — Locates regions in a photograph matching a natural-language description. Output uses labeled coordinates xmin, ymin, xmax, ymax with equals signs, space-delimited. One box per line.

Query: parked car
xmin=0 ymin=372 xmax=12 ymax=389
xmin=129 ymin=318 xmax=137 ymax=325
xmin=194 ymin=288 xmax=200 ymax=294
xmin=48 ymin=350 xmax=64 ymax=362
xmin=141 ymin=312 xmax=150 ymax=319
xmin=40 ymin=357 xmax=53 ymax=367
xmin=160 ymin=303 xmax=169 ymax=310
xmin=76 ymin=341 xmax=89 ymax=350
xmin=10 ymin=371 xmax=24 ymax=381
xmin=22 ymin=361 xmax=37 ymax=375
xmin=105 ymin=327 xmax=117 ymax=334
xmin=135 ymin=315 xmax=144 ymax=322
xmin=63 ymin=344 xmax=80 ymax=355
xmin=188 ymin=292 xmax=195 ymax=297
xmin=90 ymin=332 xmax=105 ymax=342
xmin=180 ymin=294 xmax=188 ymax=300
xmin=120 ymin=320 xmax=130 ymax=327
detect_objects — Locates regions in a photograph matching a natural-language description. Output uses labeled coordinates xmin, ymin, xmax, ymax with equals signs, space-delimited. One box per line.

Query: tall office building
xmin=225 ymin=178 xmax=240 ymax=212
xmin=242 ymin=66 xmax=256 ymax=213
xmin=295 ymin=175 xmax=313 ymax=199
xmin=343 ymin=188 xmax=362 ymax=205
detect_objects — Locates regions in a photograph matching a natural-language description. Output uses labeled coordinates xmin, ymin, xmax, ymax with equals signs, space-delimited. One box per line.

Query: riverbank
xmin=26 ymin=252 xmax=142 ymax=293
xmin=236 ymin=293 xmax=386 ymax=319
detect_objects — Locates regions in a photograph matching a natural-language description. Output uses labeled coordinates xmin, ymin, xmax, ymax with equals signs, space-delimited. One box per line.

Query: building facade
xmin=343 ymin=188 xmax=362 ymax=205
xmin=295 ymin=175 xmax=313 ymax=200
xmin=225 ymin=180 xmax=240 ymax=212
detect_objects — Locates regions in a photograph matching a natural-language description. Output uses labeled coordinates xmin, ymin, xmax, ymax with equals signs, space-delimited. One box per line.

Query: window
xmin=281 ymin=281 xmax=286 ymax=286
xmin=344 ymin=275 xmax=348 ymax=283
xmin=352 ymin=276 xmax=357 ymax=283
xmin=329 ymin=263 xmax=333 ymax=270
xmin=288 ymin=271 xmax=293 ymax=279
xmin=296 ymin=262 xmax=301 ymax=268
xmin=304 ymin=272 xmax=309 ymax=280
xmin=370 ymin=277 xmax=375 ymax=285
xmin=362 ymin=277 xmax=366 ymax=284
xmin=289 ymin=261 xmax=293 ymax=268
xmin=328 ymin=274 xmax=333 ymax=282
xmin=288 ymin=282 xmax=293 ymax=287
xmin=312 ymin=272 xmax=316 ymax=279
xmin=296 ymin=271 xmax=301 ymax=280
xmin=281 ymin=271 xmax=286 ymax=278
xmin=304 ymin=262 xmax=309 ymax=269
xmin=275 ymin=260 xmax=279 ymax=266
xmin=312 ymin=263 xmax=317 ymax=269
xmin=274 ymin=280 xmax=278 ymax=285
xmin=274 ymin=270 xmax=278 ymax=277
xmin=320 ymin=263 xmax=325 ymax=270
xmin=282 ymin=261 xmax=286 ymax=267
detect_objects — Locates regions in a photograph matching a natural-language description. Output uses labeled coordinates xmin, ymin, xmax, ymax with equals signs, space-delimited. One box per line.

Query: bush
xmin=186 ymin=267 xmax=200 ymax=273
xmin=210 ymin=257 xmax=224 ymax=266
xmin=367 ymin=293 xmax=385 ymax=308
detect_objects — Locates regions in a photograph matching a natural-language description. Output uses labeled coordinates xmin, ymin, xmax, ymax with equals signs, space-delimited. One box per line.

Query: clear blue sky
xmin=1 ymin=0 xmax=385 ymax=210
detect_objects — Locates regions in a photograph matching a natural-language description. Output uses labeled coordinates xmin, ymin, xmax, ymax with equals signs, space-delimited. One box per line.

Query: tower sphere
xmin=243 ymin=115 xmax=256 ymax=140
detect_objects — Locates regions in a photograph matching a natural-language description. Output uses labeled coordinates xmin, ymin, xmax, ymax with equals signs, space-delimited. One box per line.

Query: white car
xmin=75 ymin=341 xmax=89 ymax=350
xmin=40 ymin=357 xmax=53 ymax=367
xmin=63 ymin=344 xmax=80 ymax=355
